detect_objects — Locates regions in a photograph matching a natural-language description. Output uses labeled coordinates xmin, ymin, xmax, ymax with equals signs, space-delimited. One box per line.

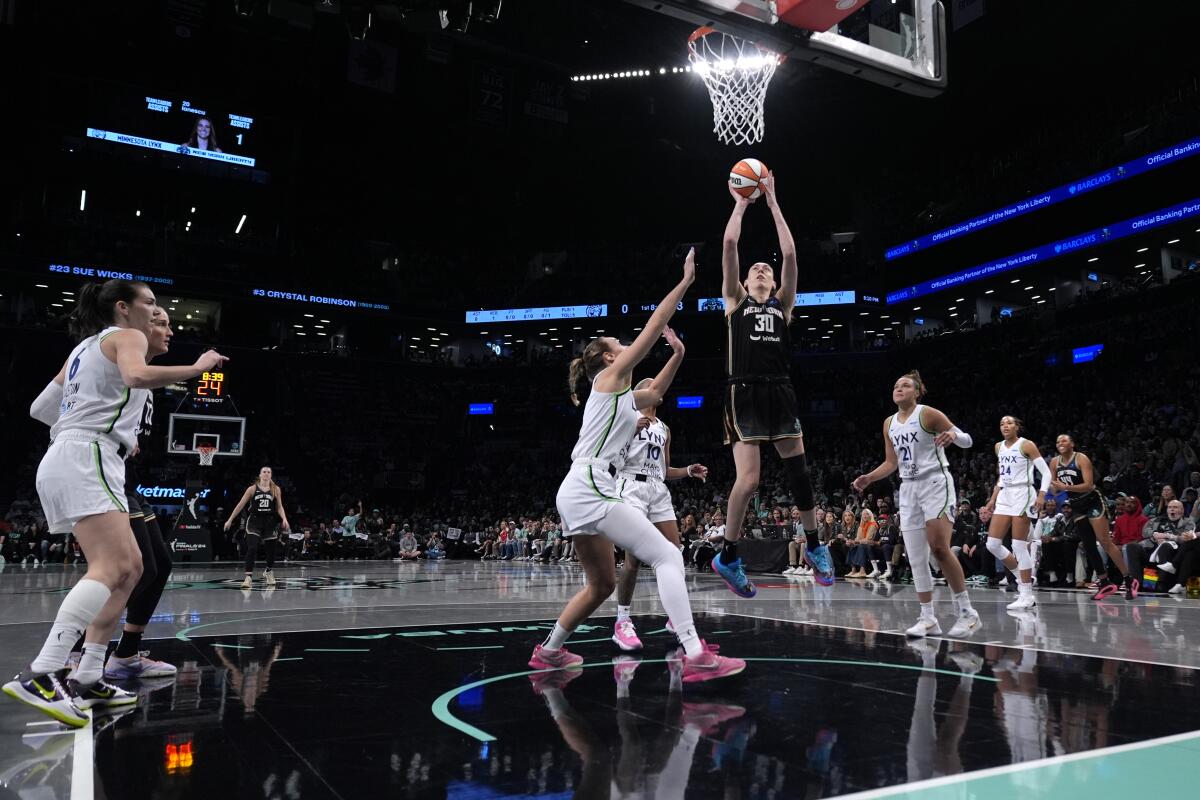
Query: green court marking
xmin=176 ymin=616 xmax=268 ymax=642
xmin=431 ymin=657 xmax=998 ymax=743
xmin=341 ymin=633 xmax=393 ymax=640
xmin=839 ymin=729 xmax=1200 ymax=800
xmin=436 ymin=646 xmax=505 ymax=651
xmin=303 ymin=648 xmax=370 ymax=653
xmin=274 ymin=657 xmax=304 ymax=662
xmin=211 ymin=643 xmax=252 ymax=650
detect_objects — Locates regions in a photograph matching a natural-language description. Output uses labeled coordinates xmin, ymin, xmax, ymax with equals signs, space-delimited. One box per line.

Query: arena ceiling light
xmin=79 ymin=190 xmax=87 ymax=211
xmin=1087 ymin=257 xmax=1099 ymax=262
xmin=320 ymin=319 xmax=331 ymax=323
xmin=1009 ymin=279 xmax=1020 ymax=284
xmin=985 ymin=289 xmax=994 ymax=294
xmin=1134 ymin=263 xmax=1146 ymax=268
xmin=1168 ymin=238 xmax=1181 ymax=244
xmin=1023 ymin=285 xmax=1034 ymax=291
xmin=236 ymin=214 xmax=247 ymax=234
xmin=1137 ymin=247 xmax=1150 ymax=252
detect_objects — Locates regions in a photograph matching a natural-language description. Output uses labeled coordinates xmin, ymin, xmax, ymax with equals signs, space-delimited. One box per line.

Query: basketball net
xmin=687 ymin=27 xmax=782 ymax=146
xmin=197 ymin=445 xmax=217 ymax=467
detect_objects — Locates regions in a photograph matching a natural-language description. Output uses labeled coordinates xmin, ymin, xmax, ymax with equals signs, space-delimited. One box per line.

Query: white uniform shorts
xmin=36 ymin=431 xmax=128 ymax=533
xmin=994 ymin=485 xmax=1036 ymax=518
xmin=617 ymin=475 xmax=676 ymax=524
xmin=899 ymin=473 xmax=956 ymax=532
xmin=556 ymin=461 xmax=622 ymax=536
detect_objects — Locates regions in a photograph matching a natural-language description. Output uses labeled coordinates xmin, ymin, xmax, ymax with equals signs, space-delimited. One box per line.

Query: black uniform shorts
xmin=723 ymin=377 xmax=804 ymax=445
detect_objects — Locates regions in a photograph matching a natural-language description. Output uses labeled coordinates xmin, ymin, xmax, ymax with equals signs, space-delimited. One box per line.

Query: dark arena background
xmin=2 ymin=1 xmax=1200 ymax=798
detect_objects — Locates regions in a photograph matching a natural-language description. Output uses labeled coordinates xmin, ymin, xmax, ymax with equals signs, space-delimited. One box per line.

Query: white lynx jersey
xmin=51 ymin=326 xmax=150 ymax=452
xmin=620 ymin=418 xmax=668 ymax=481
xmin=888 ymin=405 xmax=950 ymax=482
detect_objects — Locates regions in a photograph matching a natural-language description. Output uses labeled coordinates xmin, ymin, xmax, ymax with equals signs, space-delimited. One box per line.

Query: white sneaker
xmin=1159 ymin=562 xmax=1177 ymax=575
xmin=263 ymin=570 xmax=276 ymax=587
xmin=1168 ymin=584 xmax=1185 ymax=595
xmin=881 ymin=569 xmax=893 ymax=580
xmin=801 ymin=566 xmax=813 ymax=576
xmin=782 ymin=566 xmax=796 ymax=576
xmin=946 ymin=609 xmax=982 ymax=638
xmin=998 ymin=577 xmax=1009 ymax=587
xmin=866 ymin=568 xmax=881 ymax=578
xmin=905 ymin=616 xmax=942 ymax=638
xmin=240 ymin=575 xmax=252 ymax=589
xmin=1006 ymin=592 xmax=1037 ymax=611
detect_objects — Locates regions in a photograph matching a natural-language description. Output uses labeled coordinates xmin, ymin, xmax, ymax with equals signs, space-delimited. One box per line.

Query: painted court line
xmin=70 ymin=712 xmax=93 ymax=800
xmin=436 ymin=645 xmax=504 ymax=651
xmin=833 ymin=728 xmax=1200 ymax=799
xmin=432 ymin=657 xmax=996 ymax=743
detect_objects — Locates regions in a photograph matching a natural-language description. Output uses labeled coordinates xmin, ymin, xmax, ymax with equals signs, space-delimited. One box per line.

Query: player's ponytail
xmin=901 ymin=369 xmax=926 ymax=399
xmin=567 ymin=338 xmax=613 ymax=406
xmin=68 ymin=279 xmax=148 ymax=342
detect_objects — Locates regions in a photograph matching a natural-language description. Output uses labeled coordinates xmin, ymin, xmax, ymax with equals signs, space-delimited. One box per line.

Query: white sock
xmin=669 ymin=668 xmax=683 ymax=693
xmin=677 ymin=626 xmax=703 ymax=657
xmin=30 ymin=579 xmax=111 ymax=675
xmin=616 ymin=605 xmax=631 ymax=623
xmin=542 ymin=623 xmax=572 ymax=651
xmin=1019 ymin=580 xmax=1034 ymax=594
xmin=953 ymin=591 xmax=973 ymax=614
xmin=920 ymin=601 xmax=936 ymax=619
xmin=73 ymin=642 xmax=108 ymax=687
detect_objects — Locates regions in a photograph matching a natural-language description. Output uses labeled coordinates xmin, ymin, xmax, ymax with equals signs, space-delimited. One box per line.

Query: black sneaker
xmin=68 ymin=679 xmax=138 ymax=710
xmin=2 ymin=670 xmax=88 ymax=728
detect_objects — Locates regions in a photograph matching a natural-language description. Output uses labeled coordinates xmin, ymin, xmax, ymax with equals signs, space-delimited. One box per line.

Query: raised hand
xmin=663 ymin=326 xmax=685 ymax=354
xmin=728 ymin=183 xmax=754 ymax=207
xmin=681 ymin=247 xmax=696 ymax=285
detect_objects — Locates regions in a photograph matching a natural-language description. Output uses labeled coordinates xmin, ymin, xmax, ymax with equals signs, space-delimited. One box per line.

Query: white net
xmin=687 ymin=27 xmax=782 ymax=146
xmin=197 ymin=446 xmax=217 ymax=467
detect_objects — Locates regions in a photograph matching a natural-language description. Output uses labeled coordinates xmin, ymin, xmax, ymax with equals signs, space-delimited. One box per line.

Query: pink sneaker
xmin=612 ymin=619 xmax=643 ymax=652
xmin=528 ymin=644 xmax=584 ymax=671
xmin=681 ymin=645 xmax=746 ymax=685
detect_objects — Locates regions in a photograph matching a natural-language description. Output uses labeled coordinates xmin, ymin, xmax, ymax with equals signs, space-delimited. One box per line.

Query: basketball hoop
xmin=197 ymin=445 xmax=217 ymax=467
xmin=687 ymin=27 xmax=783 ymax=146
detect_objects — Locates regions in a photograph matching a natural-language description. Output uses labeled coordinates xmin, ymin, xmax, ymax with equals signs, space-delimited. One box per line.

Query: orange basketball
xmin=729 ymin=158 xmax=769 ymax=199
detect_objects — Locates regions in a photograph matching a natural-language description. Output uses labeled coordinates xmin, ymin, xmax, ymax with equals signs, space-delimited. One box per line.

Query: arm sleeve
xmin=1032 ymin=456 xmax=1052 ymax=493
xmin=950 ymin=426 xmax=973 ymax=448
xmin=29 ymin=381 xmax=62 ymax=427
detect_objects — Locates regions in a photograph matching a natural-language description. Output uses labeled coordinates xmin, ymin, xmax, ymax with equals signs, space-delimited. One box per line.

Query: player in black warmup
xmin=712 ymin=173 xmax=834 ymax=598
xmin=1050 ymin=434 xmax=1138 ymax=600
xmin=224 ymin=467 xmax=290 ymax=589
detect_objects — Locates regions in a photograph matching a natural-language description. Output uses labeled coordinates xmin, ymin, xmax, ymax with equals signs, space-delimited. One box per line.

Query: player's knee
xmin=591 ymin=575 xmax=616 ymax=598
xmin=783 ymin=453 xmax=815 ymax=510
xmin=734 ymin=472 xmax=760 ymax=495
xmin=985 ymin=536 xmax=1010 ymax=560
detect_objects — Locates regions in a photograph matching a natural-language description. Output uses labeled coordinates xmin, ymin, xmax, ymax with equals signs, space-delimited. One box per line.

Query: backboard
xmin=626 ymin=0 xmax=947 ymax=97
xmin=167 ymin=413 xmax=246 ymax=458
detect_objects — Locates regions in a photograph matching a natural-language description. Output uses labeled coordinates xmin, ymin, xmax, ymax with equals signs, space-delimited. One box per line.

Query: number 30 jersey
xmin=725 ymin=295 xmax=791 ymax=378
xmin=888 ymin=405 xmax=950 ymax=482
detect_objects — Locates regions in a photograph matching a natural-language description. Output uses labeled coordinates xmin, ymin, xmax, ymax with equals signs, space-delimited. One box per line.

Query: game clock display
xmin=194 ymin=371 xmax=226 ymax=404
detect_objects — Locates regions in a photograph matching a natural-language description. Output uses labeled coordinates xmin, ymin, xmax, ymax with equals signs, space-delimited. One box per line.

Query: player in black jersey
xmin=224 ymin=466 xmax=291 ymax=589
xmin=1049 ymin=434 xmax=1137 ymax=600
xmin=105 ymin=312 xmax=178 ymax=679
xmin=713 ymin=174 xmax=831 ymax=597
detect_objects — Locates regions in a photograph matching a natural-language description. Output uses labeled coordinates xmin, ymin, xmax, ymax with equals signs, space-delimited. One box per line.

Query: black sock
xmin=114 ymin=630 xmax=143 ymax=659
xmin=804 ymin=528 xmax=820 ymax=551
xmin=721 ymin=538 xmax=738 ymax=563
xmin=70 ymin=635 xmax=85 ymax=655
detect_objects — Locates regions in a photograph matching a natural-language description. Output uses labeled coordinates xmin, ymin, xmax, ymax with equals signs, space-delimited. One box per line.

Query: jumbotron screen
xmin=86 ymin=90 xmax=259 ymax=168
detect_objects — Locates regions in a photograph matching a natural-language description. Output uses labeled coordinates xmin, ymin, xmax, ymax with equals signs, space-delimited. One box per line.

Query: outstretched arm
xmin=604 ymin=250 xmax=695 ymax=389
xmin=663 ymin=430 xmax=706 ymax=482
xmin=722 ymin=188 xmax=751 ymax=313
xmin=761 ymin=173 xmax=797 ymax=315
xmin=224 ymin=486 xmax=255 ymax=530
xmin=633 ymin=327 xmax=685 ymax=410
xmin=852 ymin=418 xmax=899 ymax=492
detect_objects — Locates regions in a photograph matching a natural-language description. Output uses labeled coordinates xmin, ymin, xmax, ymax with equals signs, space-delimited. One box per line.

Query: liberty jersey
xmin=997 ymin=438 xmax=1034 ymax=487
xmin=570 ymin=369 xmax=639 ymax=467
xmin=251 ymin=486 xmax=276 ymax=518
xmin=52 ymin=326 xmax=150 ymax=452
xmin=1056 ymin=456 xmax=1100 ymax=504
xmin=620 ymin=418 xmax=668 ymax=481
xmin=726 ymin=295 xmax=791 ymax=377
xmin=889 ymin=405 xmax=949 ymax=482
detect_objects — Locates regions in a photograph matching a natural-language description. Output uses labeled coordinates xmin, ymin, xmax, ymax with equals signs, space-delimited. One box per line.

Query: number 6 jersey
xmin=888 ymin=405 xmax=950 ymax=482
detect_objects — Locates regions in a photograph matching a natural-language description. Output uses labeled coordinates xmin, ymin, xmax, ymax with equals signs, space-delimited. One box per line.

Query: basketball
xmin=729 ymin=158 xmax=769 ymax=199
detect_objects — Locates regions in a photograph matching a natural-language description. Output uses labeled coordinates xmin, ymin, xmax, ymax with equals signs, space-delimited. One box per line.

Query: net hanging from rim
xmin=197 ymin=445 xmax=217 ymax=467
xmin=687 ymin=26 xmax=783 ymax=146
